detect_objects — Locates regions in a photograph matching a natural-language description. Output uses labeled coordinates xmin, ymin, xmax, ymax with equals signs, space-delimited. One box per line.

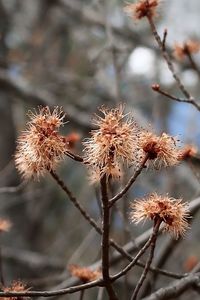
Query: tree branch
xmin=152 ymin=84 xmax=200 ymax=111
xmin=131 ymin=219 xmax=161 ymax=300
xmin=142 ymin=273 xmax=200 ymax=300
xmin=147 ymin=15 xmax=191 ymax=100
xmin=100 ymin=175 xmax=118 ymax=299
xmin=109 ymin=154 xmax=149 ymax=207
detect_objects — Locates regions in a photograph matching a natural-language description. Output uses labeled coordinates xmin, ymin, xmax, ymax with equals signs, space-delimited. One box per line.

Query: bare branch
xmin=100 ymin=175 xmax=118 ymax=299
xmin=131 ymin=219 xmax=161 ymax=300
xmin=147 ymin=15 xmax=191 ymax=100
xmin=152 ymin=84 xmax=200 ymax=111
xmin=0 ymin=278 xmax=103 ymax=297
xmin=142 ymin=273 xmax=200 ymax=300
xmin=109 ymin=154 xmax=149 ymax=207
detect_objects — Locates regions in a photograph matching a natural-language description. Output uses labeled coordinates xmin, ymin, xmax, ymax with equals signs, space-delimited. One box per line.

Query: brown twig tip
xmin=68 ymin=265 xmax=101 ymax=283
xmin=178 ymin=145 xmax=198 ymax=161
xmin=83 ymin=105 xmax=140 ymax=182
xmin=162 ymin=29 xmax=168 ymax=50
xmin=151 ymin=83 xmax=160 ymax=91
xmin=2 ymin=281 xmax=30 ymax=300
xmin=15 ymin=106 xmax=68 ymax=180
xmin=163 ymin=28 xmax=168 ymax=36
xmin=173 ymin=40 xmax=200 ymax=61
xmin=124 ymin=0 xmax=159 ymax=20
xmin=130 ymin=193 xmax=190 ymax=239
xmin=139 ymin=131 xmax=181 ymax=168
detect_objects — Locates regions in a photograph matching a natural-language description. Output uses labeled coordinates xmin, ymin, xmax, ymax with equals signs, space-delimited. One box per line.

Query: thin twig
xmin=50 ymin=170 xmax=102 ymax=235
xmin=109 ymin=154 xmax=149 ymax=207
xmin=50 ymin=170 xmax=130 ymax=265
xmin=143 ymin=273 xmax=200 ymax=300
xmin=152 ymin=84 xmax=200 ymax=111
xmin=185 ymin=50 xmax=200 ymax=79
xmin=0 ymin=278 xmax=103 ymax=297
xmin=79 ymin=289 xmax=85 ymax=300
xmin=140 ymin=236 xmax=179 ymax=297
xmin=100 ymin=175 xmax=118 ymax=300
xmin=0 ymin=273 xmax=198 ymax=299
xmin=147 ymin=15 xmax=191 ymax=99
xmin=131 ymin=219 xmax=161 ymax=300
xmin=111 ymin=226 xmax=158 ymax=282
xmin=162 ymin=29 xmax=167 ymax=51
xmin=0 ymin=197 xmax=199 ymax=298
xmin=50 ymin=170 xmax=182 ymax=280
xmin=144 ymin=200 xmax=199 ymax=295
xmin=65 ymin=150 xmax=84 ymax=163
xmin=0 ymin=246 xmax=4 ymax=286
xmin=147 ymin=13 xmax=200 ymax=112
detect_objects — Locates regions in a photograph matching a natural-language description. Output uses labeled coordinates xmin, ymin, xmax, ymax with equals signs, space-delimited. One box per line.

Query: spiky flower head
xmin=15 ymin=106 xmax=67 ymax=180
xmin=2 ymin=280 xmax=29 ymax=300
xmin=130 ymin=193 xmax=189 ymax=239
xmin=124 ymin=0 xmax=159 ymax=20
xmin=83 ymin=105 xmax=140 ymax=181
xmin=139 ymin=131 xmax=180 ymax=168
xmin=174 ymin=40 xmax=200 ymax=60
xmin=68 ymin=265 xmax=101 ymax=283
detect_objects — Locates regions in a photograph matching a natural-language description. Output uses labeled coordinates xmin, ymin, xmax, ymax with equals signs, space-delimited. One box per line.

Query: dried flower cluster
xmin=130 ymin=193 xmax=189 ymax=238
xmin=124 ymin=0 xmax=159 ymax=20
xmin=68 ymin=265 xmax=101 ymax=283
xmin=0 ymin=218 xmax=11 ymax=232
xmin=15 ymin=105 xmax=184 ymax=182
xmin=83 ymin=106 xmax=140 ymax=181
xmin=174 ymin=40 xmax=200 ymax=60
xmin=15 ymin=107 xmax=67 ymax=180
xmin=139 ymin=131 xmax=180 ymax=168
xmin=2 ymin=281 xmax=29 ymax=300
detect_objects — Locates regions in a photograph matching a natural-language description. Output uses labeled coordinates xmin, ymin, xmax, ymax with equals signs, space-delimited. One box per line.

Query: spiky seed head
xmin=139 ymin=131 xmax=180 ymax=168
xmin=83 ymin=105 xmax=140 ymax=182
xmin=15 ymin=106 xmax=67 ymax=180
xmin=130 ymin=193 xmax=190 ymax=239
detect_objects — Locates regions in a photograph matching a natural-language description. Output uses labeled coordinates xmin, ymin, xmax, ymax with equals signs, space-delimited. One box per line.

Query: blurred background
xmin=0 ymin=0 xmax=200 ymax=299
